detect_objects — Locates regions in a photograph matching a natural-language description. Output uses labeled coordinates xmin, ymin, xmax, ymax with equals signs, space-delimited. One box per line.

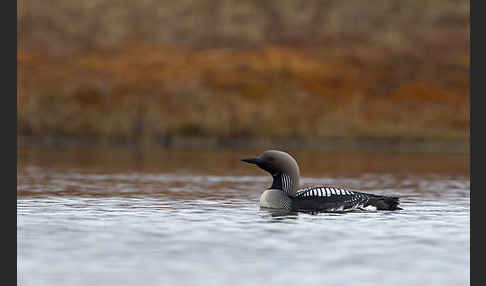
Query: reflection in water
xmin=259 ymin=207 xmax=299 ymax=218
xmin=19 ymin=146 xmax=469 ymax=176
xmin=18 ymin=147 xmax=469 ymax=286
xmin=260 ymin=207 xmax=374 ymax=218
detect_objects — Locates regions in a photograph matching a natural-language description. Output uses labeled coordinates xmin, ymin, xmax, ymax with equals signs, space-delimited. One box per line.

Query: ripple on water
xmin=18 ymin=157 xmax=469 ymax=286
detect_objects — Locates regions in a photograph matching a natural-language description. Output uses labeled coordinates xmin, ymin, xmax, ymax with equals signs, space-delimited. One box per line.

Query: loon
xmin=241 ymin=150 xmax=402 ymax=212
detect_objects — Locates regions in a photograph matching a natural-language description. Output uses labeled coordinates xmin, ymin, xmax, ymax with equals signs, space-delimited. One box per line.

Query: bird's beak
xmin=241 ymin=157 xmax=261 ymax=165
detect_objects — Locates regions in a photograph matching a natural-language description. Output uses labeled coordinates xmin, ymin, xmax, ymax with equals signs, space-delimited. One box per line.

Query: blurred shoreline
xmin=18 ymin=135 xmax=469 ymax=153
xmin=18 ymin=44 xmax=469 ymax=143
xmin=18 ymin=1 xmax=469 ymax=148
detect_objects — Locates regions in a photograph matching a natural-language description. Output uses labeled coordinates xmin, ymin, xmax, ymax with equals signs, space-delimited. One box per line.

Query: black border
xmin=13 ymin=0 xmax=19 ymax=285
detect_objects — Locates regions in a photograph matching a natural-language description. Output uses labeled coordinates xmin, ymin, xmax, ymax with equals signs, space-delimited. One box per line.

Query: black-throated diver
xmin=241 ymin=150 xmax=402 ymax=212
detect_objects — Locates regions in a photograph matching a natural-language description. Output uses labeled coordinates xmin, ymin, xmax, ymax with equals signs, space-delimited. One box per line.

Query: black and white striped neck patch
xmin=281 ymin=173 xmax=293 ymax=195
xmin=295 ymin=186 xmax=354 ymax=198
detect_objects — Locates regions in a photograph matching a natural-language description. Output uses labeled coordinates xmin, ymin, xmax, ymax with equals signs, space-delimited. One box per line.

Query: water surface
xmin=18 ymin=147 xmax=470 ymax=286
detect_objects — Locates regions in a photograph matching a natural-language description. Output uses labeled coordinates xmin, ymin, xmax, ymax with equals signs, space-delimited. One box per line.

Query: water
xmin=18 ymin=147 xmax=470 ymax=286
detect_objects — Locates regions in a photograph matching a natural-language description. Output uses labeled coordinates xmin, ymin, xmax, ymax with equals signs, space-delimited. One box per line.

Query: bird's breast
xmin=259 ymin=189 xmax=292 ymax=209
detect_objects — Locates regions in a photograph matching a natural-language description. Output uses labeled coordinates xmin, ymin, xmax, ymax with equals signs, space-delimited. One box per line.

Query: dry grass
xmin=18 ymin=44 xmax=469 ymax=144
xmin=18 ymin=0 xmax=469 ymax=146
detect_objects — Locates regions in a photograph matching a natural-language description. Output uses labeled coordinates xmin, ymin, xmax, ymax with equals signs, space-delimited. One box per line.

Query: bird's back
xmin=292 ymin=186 xmax=401 ymax=211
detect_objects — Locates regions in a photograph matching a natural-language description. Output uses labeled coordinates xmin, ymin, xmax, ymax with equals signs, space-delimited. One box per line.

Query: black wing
xmin=293 ymin=186 xmax=367 ymax=211
xmin=293 ymin=187 xmax=401 ymax=211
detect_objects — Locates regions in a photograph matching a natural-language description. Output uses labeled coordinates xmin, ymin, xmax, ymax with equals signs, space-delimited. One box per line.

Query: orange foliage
xmin=18 ymin=44 xmax=469 ymax=142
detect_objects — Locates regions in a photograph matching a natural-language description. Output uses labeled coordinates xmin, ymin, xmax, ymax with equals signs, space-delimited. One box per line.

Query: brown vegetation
xmin=18 ymin=0 xmax=469 ymax=146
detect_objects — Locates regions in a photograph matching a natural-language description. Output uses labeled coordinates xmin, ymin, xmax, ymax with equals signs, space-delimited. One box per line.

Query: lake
xmin=17 ymin=147 xmax=470 ymax=286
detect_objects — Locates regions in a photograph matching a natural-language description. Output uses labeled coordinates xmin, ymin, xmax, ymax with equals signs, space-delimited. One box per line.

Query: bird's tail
xmin=366 ymin=195 xmax=402 ymax=211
